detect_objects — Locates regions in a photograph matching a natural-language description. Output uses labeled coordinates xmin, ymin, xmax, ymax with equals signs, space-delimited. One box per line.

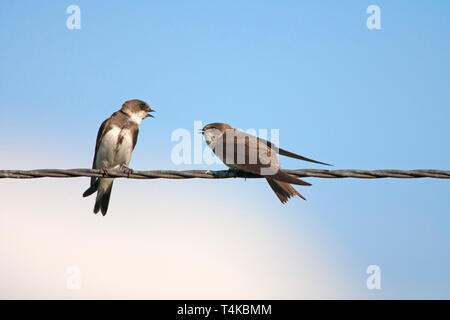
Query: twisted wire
xmin=0 ymin=168 xmax=449 ymax=180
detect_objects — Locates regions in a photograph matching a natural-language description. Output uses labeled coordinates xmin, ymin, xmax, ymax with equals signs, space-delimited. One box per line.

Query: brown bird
xmin=200 ymin=122 xmax=330 ymax=203
xmin=82 ymin=99 xmax=155 ymax=215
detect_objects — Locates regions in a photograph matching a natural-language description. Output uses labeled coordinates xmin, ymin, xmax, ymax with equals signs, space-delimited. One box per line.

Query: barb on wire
xmin=0 ymin=168 xmax=449 ymax=180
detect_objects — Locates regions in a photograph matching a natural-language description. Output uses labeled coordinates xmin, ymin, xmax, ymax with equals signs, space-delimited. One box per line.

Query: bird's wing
xmin=258 ymin=137 xmax=331 ymax=166
xmin=90 ymin=116 xmax=115 ymax=186
xmin=130 ymin=125 xmax=139 ymax=151
xmin=213 ymin=129 xmax=313 ymax=185
xmin=215 ymin=129 xmax=280 ymax=176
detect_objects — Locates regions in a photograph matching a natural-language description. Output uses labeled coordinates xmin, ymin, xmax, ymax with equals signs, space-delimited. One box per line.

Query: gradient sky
xmin=0 ymin=1 xmax=449 ymax=299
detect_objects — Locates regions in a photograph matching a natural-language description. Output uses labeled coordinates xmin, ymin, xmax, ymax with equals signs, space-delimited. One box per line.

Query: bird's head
xmin=121 ymin=99 xmax=155 ymax=124
xmin=199 ymin=122 xmax=232 ymax=145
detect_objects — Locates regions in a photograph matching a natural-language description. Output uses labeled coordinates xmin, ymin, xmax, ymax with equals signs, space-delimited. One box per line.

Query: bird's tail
xmin=271 ymin=169 xmax=312 ymax=186
xmin=266 ymin=178 xmax=306 ymax=203
xmin=82 ymin=179 xmax=99 ymax=197
xmin=93 ymin=178 xmax=114 ymax=216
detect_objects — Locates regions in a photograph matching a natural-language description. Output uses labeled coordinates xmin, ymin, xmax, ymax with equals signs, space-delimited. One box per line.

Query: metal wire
xmin=0 ymin=168 xmax=449 ymax=179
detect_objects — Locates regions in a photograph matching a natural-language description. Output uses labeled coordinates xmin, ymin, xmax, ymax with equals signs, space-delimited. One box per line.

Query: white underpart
xmin=128 ymin=111 xmax=146 ymax=125
xmin=203 ymin=131 xmax=238 ymax=169
xmin=94 ymin=122 xmax=138 ymax=202
xmin=95 ymin=126 xmax=134 ymax=170
xmin=203 ymin=131 xmax=218 ymax=147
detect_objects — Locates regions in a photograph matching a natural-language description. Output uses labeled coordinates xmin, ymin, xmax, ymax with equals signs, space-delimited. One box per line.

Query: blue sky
xmin=0 ymin=1 xmax=449 ymax=299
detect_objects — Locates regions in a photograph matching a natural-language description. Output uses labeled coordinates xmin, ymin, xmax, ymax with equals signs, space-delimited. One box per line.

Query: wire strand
xmin=1 ymin=168 xmax=449 ymax=179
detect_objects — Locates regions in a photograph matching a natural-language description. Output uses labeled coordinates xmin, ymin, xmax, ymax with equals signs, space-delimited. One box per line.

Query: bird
xmin=82 ymin=99 xmax=155 ymax=215
xmin=200 ymin=122 xmax=330 ymax=203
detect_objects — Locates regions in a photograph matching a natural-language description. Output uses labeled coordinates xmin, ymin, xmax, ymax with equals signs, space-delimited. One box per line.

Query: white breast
xmin=114 ymin=129 xmax=134 ymax=166
xmin=128 ymin=113 xmax=143 ymax=125
xmin=95 ymin=127 xmax=134 ymax=169
xmin=204 ymin=131 xmax=219 ymax=147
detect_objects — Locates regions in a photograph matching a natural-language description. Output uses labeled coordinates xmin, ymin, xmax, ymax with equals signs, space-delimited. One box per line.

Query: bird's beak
xmin=198 ymin=129 xmax=205 ymax=134
xmin=146 ymin=108 xmax=155 ymax=118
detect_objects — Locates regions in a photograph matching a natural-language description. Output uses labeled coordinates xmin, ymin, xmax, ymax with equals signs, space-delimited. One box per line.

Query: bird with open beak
xmin=200 ymin=122 xmax=330 ymax=203
xmin=82 ymin=99 xmax=155 ymax=215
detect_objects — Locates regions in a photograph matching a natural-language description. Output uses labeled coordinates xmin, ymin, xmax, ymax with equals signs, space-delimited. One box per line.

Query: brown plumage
xmin=201 ymin=122 xmax=330 ymax=203
xmin=83 ymin=99 xmax=154 ymax=215
xmin=266 ymin=178 xmax=305 ymax=203
xmin=93 ymin=181 xmax=113 ymax=214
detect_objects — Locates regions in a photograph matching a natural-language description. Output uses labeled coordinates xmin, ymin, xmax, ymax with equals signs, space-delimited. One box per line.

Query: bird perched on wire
xmin=82 ymin=99 xmax=155 ymax=215
xmin=200 ymin=122 xmax=330 ymax=203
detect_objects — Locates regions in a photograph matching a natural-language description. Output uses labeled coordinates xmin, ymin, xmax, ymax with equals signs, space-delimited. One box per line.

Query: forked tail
xmin=93 ymin=179 xmax=114 ymax=216
xmin=266 ymin=178 xmax=306 ymax=203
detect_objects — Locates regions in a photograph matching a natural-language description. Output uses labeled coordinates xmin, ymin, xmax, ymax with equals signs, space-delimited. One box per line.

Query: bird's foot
xmin=120 ymin=164 xmax=133 ymax=177
xmin=101 ymin=167 xmax=109 ymax=177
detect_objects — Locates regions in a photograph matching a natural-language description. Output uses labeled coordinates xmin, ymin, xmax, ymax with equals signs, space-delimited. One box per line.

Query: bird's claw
xmin=120 ymin=164 xmax=133 ymax=177
xmin=101 ymin=167 xmax=109 ymax=177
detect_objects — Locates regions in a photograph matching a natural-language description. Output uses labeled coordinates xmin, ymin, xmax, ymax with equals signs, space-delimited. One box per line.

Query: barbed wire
xmin=0 ymin=168 xmax=449 ymax=180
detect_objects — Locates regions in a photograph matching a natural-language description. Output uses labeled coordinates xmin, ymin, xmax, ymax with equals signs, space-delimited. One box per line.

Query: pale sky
xmin=0 ymin=1 xmax=449 ymax=299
